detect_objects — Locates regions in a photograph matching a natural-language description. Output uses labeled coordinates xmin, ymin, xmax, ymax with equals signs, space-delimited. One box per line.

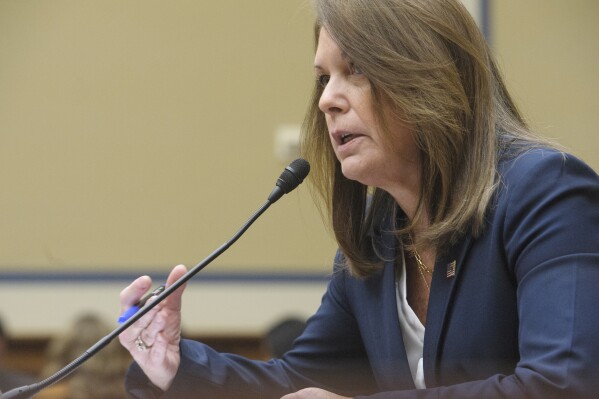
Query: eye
xmin=349 ymin=62 xmax=363 ymax=75
xmin=317 ymin=74 xmax=330 ymax=88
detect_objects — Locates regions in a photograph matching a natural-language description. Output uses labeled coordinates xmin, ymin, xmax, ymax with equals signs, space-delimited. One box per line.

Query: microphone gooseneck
xmin=1 ymin=158 xmax=310 ymax=399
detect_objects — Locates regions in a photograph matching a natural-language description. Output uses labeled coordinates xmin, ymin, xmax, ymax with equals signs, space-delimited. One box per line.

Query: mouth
xmin=337 ymin=132 xmax=362 ymax=145
xmin=340 ymin=134 xmax=354 ymax=144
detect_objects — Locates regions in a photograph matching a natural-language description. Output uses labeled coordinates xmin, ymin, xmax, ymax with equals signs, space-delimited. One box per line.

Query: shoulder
xmin=491 ymin=148 xmax=599 ymax=271
xmin=497 ymin=148 xmax=599 ymax=200
xmin=499 ymin=147 xmax=598 ymax=179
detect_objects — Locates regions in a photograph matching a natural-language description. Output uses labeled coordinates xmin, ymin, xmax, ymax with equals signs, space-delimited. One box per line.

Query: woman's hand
xmin=281 ymin=388 xmax=351 ymax=399
xmin=118 ymin=264 xmax=188 ymax=391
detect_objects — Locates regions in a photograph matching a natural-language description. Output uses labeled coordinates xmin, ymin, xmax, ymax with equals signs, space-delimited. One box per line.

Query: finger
xmin=163 ymin=264 xmax=188 ymax=312
xmin=138 ymin=307 xmax=168 ymax=347
xmin=119 ymin=275 xmax=153 ymax=312
xmin=118 ymin=289 xmax=163 ymax=346
xmin=118 ymin=304 xmax=161 ymax=348
xmin=134 ymin=265 xmax=187 ymax=343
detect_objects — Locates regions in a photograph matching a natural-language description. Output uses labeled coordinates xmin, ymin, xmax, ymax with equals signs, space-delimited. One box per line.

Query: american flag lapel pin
xmin=446 ymin=260 xmax=457 ymax=278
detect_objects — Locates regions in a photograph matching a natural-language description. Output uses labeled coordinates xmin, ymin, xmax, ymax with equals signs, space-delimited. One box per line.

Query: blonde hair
xmin=302 ymin=0 xmax=552 ymax=277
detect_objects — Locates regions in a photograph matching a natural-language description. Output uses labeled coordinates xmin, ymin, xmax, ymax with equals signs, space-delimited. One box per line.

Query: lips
xmin=333 ymin=130 xmax=363 ymax=146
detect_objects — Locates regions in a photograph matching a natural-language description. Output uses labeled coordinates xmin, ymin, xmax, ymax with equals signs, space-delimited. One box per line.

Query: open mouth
xmin=341 ymin=134 xmax=357 ymax=144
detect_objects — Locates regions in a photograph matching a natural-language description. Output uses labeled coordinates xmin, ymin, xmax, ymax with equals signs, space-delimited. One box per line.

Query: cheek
xmin=324 ymin=116 xmax=335 ymax=145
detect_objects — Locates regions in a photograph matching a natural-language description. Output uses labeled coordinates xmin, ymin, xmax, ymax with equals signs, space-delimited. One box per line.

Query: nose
xmin=318 ymin=77 xmax=349 ymax=116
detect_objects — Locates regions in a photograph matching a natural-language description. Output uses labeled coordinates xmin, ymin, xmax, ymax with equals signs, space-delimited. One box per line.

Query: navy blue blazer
xmin=126 ymin=149 xmax=599 ymax=399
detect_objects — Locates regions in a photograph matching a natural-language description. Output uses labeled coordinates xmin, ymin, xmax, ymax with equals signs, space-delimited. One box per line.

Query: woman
xmin=119 ymin=0 xmax=599 ymax=398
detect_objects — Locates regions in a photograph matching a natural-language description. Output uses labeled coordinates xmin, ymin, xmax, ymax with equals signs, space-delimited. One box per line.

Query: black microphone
xmin=1 ymin=158 xmax=310 ymax=399
xmin=268 ymin=158 xmax=310 ymax=203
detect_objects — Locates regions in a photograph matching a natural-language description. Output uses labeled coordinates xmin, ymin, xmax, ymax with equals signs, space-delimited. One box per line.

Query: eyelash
xmin=316 ymin=62 xmax=363 ymax=88
xmin=317 ymin=75 xmax=330 ymax=87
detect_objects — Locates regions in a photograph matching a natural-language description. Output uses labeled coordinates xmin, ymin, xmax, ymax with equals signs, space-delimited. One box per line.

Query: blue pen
xmin=118 ymin=284 xmax=166 ymax=324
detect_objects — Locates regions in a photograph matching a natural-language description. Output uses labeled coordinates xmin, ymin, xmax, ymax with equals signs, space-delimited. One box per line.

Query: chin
xmin=340 ymin=161 xmax=371 ymax=186
xmin=340 ymin=158 xmax=391 ymax=189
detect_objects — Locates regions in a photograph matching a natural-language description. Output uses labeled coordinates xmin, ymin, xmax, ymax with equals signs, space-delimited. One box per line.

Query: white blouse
xmin=395 ymin=246 xmax=427 ymax=389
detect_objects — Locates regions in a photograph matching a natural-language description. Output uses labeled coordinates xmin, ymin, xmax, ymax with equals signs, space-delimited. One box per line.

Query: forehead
xmin=314 ymin=28 xmax=345 ymax=67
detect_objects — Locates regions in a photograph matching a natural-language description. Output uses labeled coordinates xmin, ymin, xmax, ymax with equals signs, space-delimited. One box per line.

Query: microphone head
xmin=267 ymin=158 xmax=310 ymax=203
xmin=277 ymin=158 xmax=310 ymax=193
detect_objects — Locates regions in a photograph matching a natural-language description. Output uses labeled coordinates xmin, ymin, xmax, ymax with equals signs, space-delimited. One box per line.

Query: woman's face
xmin=314 ymin=28 xmax=419 ymax=193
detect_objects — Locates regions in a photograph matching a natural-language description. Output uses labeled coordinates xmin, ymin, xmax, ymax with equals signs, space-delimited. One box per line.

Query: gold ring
xmin=135 ymin=335 xmax=152 ymax=351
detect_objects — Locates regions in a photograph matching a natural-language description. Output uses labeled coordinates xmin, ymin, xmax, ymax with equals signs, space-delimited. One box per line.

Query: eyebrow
xmin=313 ymin=51 xmax=351 ymax=70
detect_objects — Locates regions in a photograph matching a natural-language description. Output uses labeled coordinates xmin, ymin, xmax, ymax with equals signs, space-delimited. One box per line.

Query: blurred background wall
xmin=0 ymin=0 xmax=332 ymax=274
xmin=493 ymin=0 xmax=598 ymax=167
xmin=0 ymin=0 xmax=597 ymax=337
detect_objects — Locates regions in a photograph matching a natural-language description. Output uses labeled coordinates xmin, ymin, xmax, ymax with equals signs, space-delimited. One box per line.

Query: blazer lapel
xmin=423 ymin=235 xmax=474 ymax=386
xmin=368 ymin=217 xmax=415 ymax=391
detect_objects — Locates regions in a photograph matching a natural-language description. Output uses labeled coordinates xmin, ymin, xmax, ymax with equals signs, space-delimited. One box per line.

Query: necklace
xmin=413 ymin=248 xmax=432 ymax=290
